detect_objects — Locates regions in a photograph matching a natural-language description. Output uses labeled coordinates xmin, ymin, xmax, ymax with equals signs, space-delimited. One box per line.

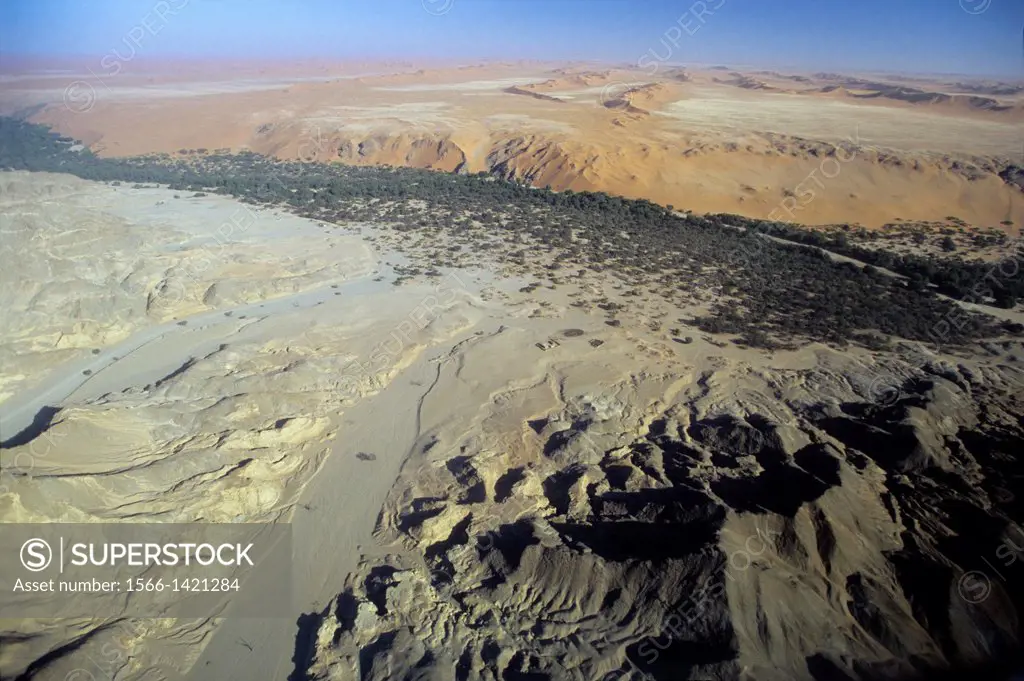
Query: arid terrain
xmin=1 ymin=59 xmax=1022 ymax=230
xmin=2 ymin=50 xmax=1024 ymax=681
xmin=1 ymin=126 xmax=1023 ymax=680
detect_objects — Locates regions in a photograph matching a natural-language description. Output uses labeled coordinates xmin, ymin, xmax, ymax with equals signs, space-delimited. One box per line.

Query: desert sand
xmin=2 ymin=169 xmax=1023 ymax=680
xmin=1 ymin=60 xmax=1022 ymax=230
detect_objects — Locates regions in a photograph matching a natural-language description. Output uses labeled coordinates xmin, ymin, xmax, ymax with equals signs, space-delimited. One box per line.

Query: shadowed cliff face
xmin=303 ymin=353 xmax=1024 ymax=681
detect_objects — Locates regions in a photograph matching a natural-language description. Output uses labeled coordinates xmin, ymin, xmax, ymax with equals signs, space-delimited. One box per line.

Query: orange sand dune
xmin=3 ymin=60 xmax=1022 ymax=231
xmin=615 ymin=82 xmax=689 ymax=110
xmin=809 ymin=82 xmax=1023 ymax=120
xmin=521 ymin=70 xmax=618 ymax=92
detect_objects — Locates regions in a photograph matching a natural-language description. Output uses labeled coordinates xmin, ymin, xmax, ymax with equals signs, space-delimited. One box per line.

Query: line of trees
xmin=2 ymin=116 xmax=1016 ymax=350
xmin=714 ymin=213 xmax=1022 ymax=309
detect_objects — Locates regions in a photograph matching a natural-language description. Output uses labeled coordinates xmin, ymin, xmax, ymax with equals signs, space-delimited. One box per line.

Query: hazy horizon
xmin=1 ymin=0 xmax=1022 ymax=78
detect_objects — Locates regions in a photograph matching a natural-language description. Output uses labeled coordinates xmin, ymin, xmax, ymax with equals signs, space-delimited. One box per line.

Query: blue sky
xmin=1 ymin=0 xmax=1022 ymax=76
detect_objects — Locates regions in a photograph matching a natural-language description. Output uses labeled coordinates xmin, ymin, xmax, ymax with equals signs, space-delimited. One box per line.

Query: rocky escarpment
xmin=300 ymin=345 xmax=1024 ymax=681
